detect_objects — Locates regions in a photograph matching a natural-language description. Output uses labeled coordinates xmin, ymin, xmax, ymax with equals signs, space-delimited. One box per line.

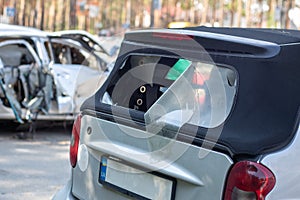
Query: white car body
xmin=0 ymin=24 xmax=113 ymax=122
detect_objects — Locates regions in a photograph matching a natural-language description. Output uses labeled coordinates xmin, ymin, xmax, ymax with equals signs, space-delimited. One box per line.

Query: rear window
xmin=102 ymin=55 xmax=237 ymax=128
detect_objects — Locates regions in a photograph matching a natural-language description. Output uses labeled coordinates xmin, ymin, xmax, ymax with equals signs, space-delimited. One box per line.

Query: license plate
xmin=99 ymin=156 xmax=176 ymax=200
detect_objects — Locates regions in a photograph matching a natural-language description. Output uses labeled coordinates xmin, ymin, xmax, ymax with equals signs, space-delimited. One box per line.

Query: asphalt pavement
xmin=0 ymin=122 xmax=72 ymax=200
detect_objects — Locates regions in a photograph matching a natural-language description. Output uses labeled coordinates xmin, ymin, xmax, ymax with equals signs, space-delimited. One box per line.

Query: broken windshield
xmin=145 ymin=60 xmax=237 ymax=130
xmin=104 ymin=55 xmax=237 ymax=129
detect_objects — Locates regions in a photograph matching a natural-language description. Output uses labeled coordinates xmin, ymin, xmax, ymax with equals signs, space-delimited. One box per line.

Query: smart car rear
xmin=54 ymin=27 xmax=300 ymax=200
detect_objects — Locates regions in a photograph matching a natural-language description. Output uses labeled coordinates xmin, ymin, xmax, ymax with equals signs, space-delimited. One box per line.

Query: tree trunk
xmin=45 ymin=0 xmax=51 ymax=30
xmin=52 ymin=0 xmax=58 ymax=31
xmin=125 ymin=0 xmax=131 ymax=25
xmin=69 ymin=0 xmax=76 ymax=29
xmin=22 ymin=0 xmax=27 ymax=26
xmin=245 ymin=0 xmax=252 ymax=27
xmin=119 ymin=0 xmax=124 ymax=29
xmin=201 ymin=0 xmax=209 ymax=25
xmin=236 ymin=0 xmax=243 ymax=27
xmin=27 ymin=8 xmax=31 ymax=26
xmin=219 ymin=0 xmax=225 ymax=26
xmin=40 ymin=0 xmax=45 ymax=30
xmin=0 ymin=0 xmax=2 ymax=16
xmin=61 ymin=0 xmax=67 ymax=30
xmin=173 ymin=0 xmax=178 ymax=21
xmin=285 ymin=0 xmax=293 ymax=29
xmin=258 ymin=0 xmax=264 ymax=27
xmin=13 ymin=0 xmax=18 ymax=24
xmin=230 ymin=0 xmax=236 ymax=27
xmin=102 ymin=0 xmax=108 ymax=28
xmin=32 ymin=0 xmax=38 ymax=28
xmin=84 ymin=9 xmax=88 ymax=31
xmin=150 ymin=0 xmax=155 ymax=27
xmin=212 ymin=0 xmax=217 ymax=26
xmin=267 ymin=0 xmax=277 ymax=27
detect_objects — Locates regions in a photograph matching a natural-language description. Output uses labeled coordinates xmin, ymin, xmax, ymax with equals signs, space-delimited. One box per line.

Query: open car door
xmin=51 ymin=30 xmax=120 ymax=65
xmin=51 ymin=30 xmax=113 ymax=55
xmin=0 ymin=39 xmax=52 ymax=123
xmin=49 ymin=37 xmax=108 ymax=114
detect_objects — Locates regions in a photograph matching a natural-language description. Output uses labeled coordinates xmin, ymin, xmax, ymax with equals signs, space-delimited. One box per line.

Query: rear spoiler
xmin=124 ymin=29 xmax=280 ymax=58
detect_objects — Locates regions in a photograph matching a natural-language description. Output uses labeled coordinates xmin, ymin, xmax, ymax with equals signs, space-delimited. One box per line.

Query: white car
xmin=0 ymin=24 xmax=112 ymax=124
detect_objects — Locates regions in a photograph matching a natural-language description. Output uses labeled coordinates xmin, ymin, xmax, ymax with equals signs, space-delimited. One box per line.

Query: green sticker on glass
xmin=166 ymin=59 xmax=191 ymax=81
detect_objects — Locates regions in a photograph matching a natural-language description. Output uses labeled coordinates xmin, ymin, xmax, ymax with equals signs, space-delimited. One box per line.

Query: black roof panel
xmin=184 ymin=26 xmax=300 ymax=45
xmin=82 ymin=27 xmax=300 ymax=157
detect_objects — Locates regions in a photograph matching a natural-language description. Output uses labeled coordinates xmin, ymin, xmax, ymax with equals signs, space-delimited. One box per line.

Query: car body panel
xmin=0 ymin=23 xmax=45 ymax=34
xmin=52 ymin=180 xmax=77 ymax=200
xmin=70 ymin=115 xmax=233 ymax=200
xmin=261 ymin=122 xmax=300 ymax=200
xmin=51 ymin=63 xmax=106 ymax=114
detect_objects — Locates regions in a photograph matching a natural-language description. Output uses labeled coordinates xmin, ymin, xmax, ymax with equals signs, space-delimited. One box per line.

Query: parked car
xmin=0 ymin=24 xmax=112 ymax=123
xmin=53 ymin=27 xmax=300 ymax=200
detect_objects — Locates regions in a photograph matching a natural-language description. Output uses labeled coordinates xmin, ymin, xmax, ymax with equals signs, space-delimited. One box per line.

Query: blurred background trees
xmin=0 ymin=0 xmax=298 ymax=34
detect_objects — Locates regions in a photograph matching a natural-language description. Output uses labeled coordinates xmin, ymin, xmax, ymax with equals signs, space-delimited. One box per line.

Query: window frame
xmin=101 ymin=53 xmax=239 ymax=129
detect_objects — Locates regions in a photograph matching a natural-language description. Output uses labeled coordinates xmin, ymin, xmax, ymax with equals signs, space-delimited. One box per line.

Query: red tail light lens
xmin=70 ymin=114 xmax=82 ymax=168
xmin=224 ymin=161 xmax=276 ymax=200
xmin=152 ymin=33 xmax=194 ymax=41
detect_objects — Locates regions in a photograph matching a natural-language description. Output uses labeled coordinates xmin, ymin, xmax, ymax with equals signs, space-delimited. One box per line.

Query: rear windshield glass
xmin=102 ymin=55 xmax=237 ymax=128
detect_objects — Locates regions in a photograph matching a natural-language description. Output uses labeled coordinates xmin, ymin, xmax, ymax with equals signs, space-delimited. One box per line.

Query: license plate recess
xmin=99 ymin=156 xmax=176 ymax=200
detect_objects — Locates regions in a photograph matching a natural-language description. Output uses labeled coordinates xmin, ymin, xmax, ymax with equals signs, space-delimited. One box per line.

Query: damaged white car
xmin=51 ymin=30 xmax=121 ymax=60
xmin=0 ymin=25 xmax=111 ymax=124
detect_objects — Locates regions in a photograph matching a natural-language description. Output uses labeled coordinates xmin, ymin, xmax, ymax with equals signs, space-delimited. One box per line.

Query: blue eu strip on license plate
xmin=100 ymin=157 xmax=107 ymax=181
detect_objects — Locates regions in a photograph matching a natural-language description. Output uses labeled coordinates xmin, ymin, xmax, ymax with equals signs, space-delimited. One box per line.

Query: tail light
xmin=70 ymin=114 xmax=82 ymax=168
xmin=224 ymin=161 xmax=276 ymax=200
xmin=152 ymin=33 xmax=194 ymax=41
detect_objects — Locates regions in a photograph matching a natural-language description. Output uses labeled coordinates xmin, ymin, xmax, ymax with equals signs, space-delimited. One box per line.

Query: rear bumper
xmin=70 ymin=115 xmax=233 ymax=199
xmin=52 ymin=180 xmax=77 ymax=200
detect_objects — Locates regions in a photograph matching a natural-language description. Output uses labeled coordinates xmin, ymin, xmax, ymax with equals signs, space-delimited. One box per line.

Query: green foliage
xmin=179 ymin=0 xmax=193 ymax=10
